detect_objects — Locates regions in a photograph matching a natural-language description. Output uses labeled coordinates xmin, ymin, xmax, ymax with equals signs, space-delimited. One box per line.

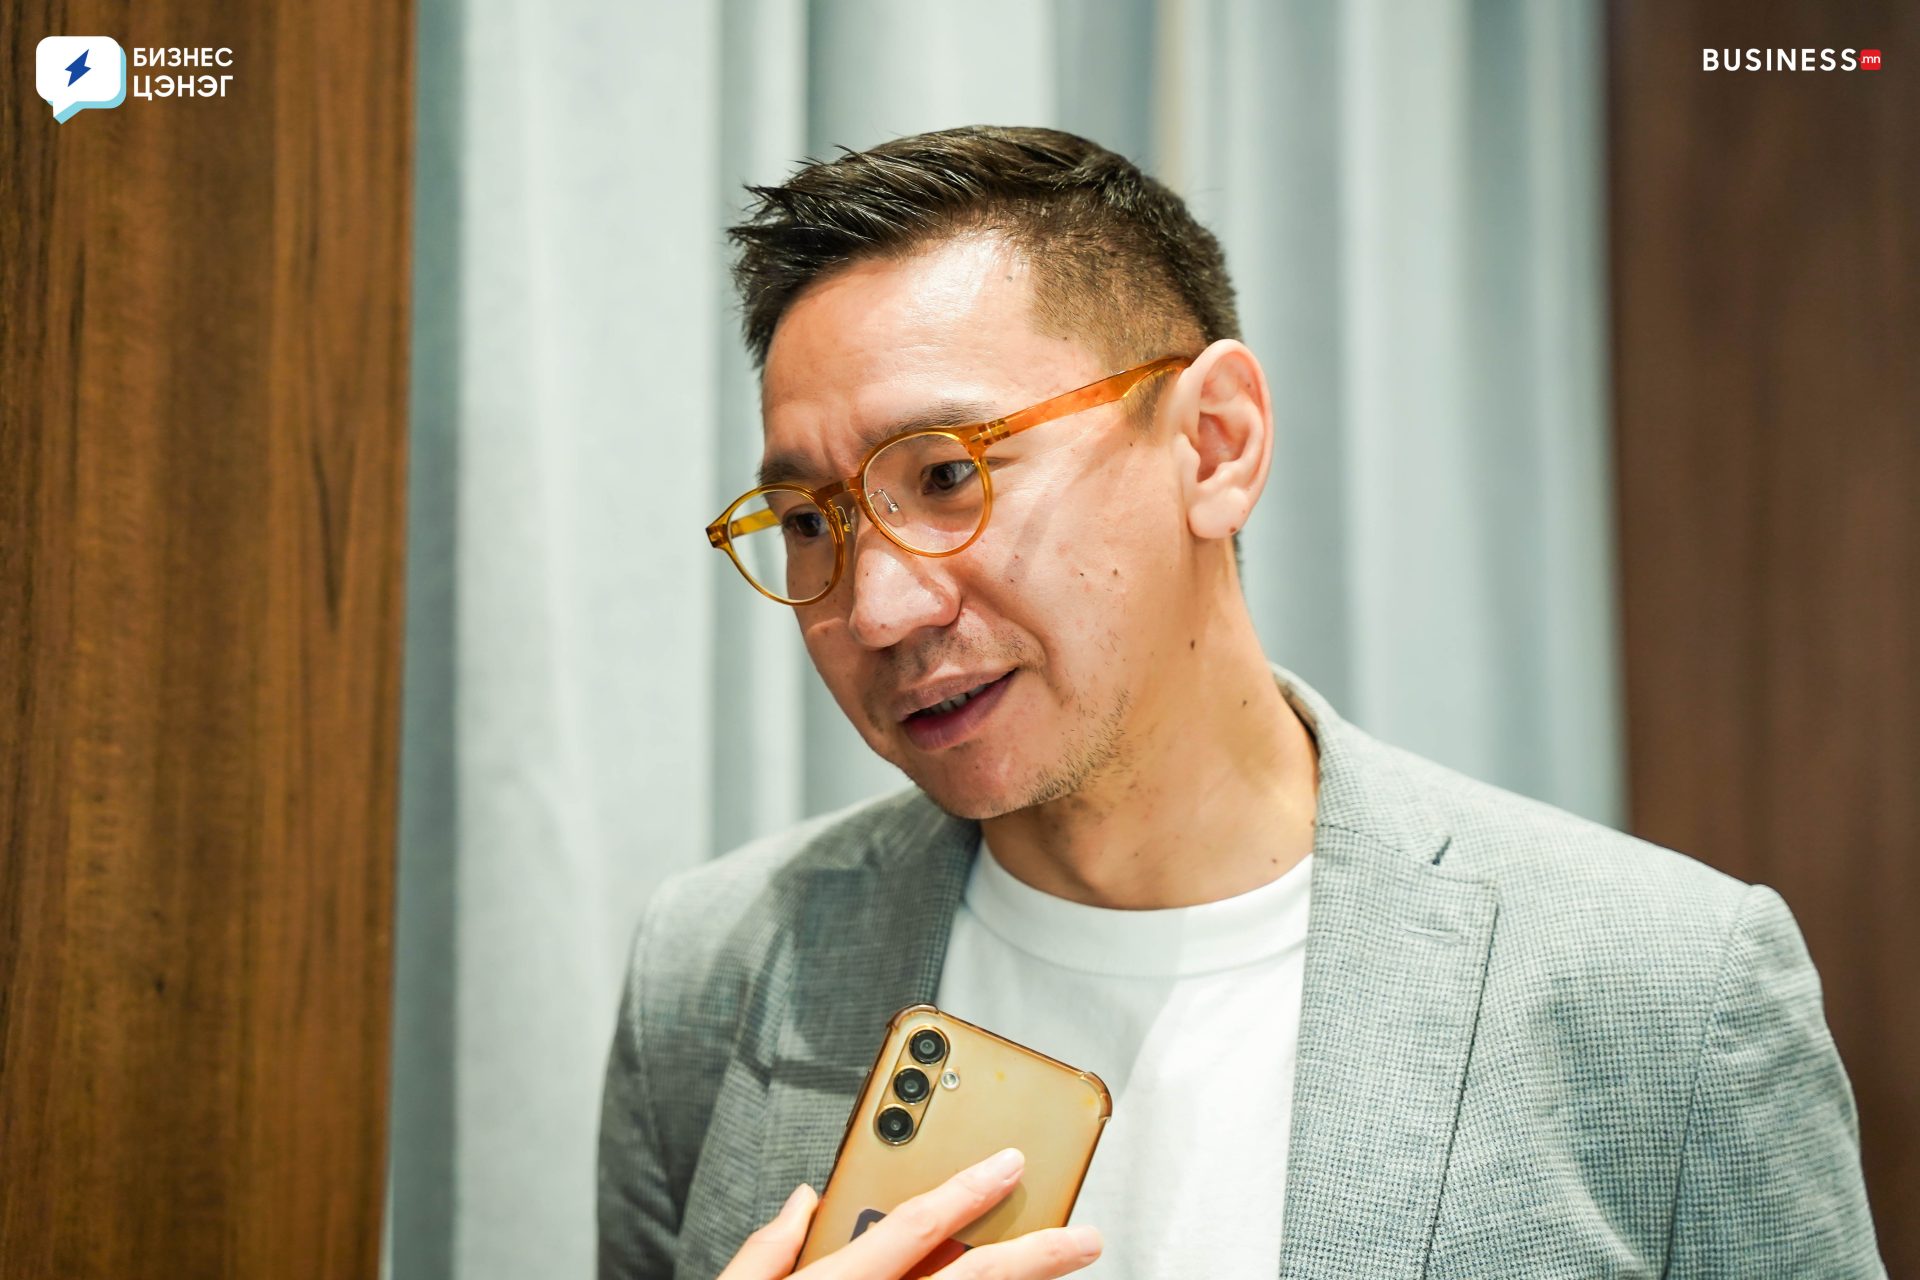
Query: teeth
xmin=922 ymin=679 xmax=995 ymax=717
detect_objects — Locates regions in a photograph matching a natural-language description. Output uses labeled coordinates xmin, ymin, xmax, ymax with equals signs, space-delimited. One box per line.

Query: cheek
xmin=798 ymin=613 xmax=863 ymax=706
xmin=989 ymin=443 xmax=1172 ymax=575
xmin=979 ymin=522 xmax=1160 ymax=696
xmin=1038 ymin=469 xmax=1189 ymax=673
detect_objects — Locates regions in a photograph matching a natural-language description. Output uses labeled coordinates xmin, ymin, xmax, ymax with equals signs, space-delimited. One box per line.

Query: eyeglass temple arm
xmin=709 ymin=506 xmax=778 ymax=546
xmin=972 ymin=355 xmax=1193 ymax=446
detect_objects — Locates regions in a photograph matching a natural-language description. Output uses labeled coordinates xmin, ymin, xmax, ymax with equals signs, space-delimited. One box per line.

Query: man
xmin=599 ymin=126 xmax=1884 ymax=1279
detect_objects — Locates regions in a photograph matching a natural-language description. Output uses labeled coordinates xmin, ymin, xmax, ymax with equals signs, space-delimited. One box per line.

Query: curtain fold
xmin=391 ymin=2 xmax=1615 ymax=1275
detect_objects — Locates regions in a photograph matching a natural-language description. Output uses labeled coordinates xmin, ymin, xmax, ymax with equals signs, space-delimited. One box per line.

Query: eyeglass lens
xmin=726 ymin=431 xmax=987 ymax=602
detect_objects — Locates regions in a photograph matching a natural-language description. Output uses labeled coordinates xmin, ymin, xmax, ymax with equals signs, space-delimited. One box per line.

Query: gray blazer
xmin=599 ymin=667 xmax=1885 ymax=1278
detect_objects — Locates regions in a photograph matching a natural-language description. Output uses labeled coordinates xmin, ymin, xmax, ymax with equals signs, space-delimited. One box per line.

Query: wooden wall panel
xmin=1609 ymin=0 xmax=1919 ymax=1268
xmin=0 ymin=1 xmax=412 ymax=1276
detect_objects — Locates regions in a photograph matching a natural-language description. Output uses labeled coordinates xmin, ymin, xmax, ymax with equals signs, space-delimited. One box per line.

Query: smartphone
xmin=796 ymin=1004 xmax=1112 ymax=1274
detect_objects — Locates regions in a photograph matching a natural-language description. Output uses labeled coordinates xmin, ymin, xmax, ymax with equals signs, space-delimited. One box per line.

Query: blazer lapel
xmin=748 ymin=799 xmax=978 ymax=1229
xmin=1273 ymin=669 xmax=1499 ymax=1277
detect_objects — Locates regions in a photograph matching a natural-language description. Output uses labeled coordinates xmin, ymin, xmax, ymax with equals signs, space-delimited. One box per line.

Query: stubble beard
xmin=918 ymin=680 xmax=1133 ymax=821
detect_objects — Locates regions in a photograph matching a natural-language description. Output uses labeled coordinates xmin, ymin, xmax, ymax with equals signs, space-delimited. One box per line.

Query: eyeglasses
xmin=706 ymin=355 xmax=1193 ymax=606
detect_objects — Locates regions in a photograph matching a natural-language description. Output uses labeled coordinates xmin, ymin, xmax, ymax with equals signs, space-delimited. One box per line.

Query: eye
xmin=782 ymin=509 xmax=829 ymax=540
xmin=921 ymin=459 xmax=979 ymax=495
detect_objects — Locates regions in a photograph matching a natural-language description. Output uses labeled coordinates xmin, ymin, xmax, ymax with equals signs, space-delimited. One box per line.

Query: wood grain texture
xmin=0 ymin=1 xmax=413 ymax=1276
xmin=1608 ymin=0 xmax=1920 ymax=1265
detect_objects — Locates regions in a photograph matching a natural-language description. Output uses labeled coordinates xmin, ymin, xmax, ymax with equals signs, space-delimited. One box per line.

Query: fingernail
xmin=782 ymin=1183 xmax=812 ymax=1215
xmin=1066 ymin=1225 xmax=1102 ymax=1258
xmin=966 ymin=1146 xmax=1024 ymax=1189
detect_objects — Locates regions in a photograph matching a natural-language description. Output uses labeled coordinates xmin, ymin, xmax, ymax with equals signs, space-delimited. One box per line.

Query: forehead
xmin=758 ymin=234 xmax=1099 ymax=481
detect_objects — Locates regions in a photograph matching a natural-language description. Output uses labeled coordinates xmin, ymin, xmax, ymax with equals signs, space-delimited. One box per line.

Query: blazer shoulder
xmin=1384 ymin=742 xmax=1756 ymax=969
xmin=604 ymin=786 xmax=946 ymax=1197
xmin=626 ymin=785 xmax=939 ymax=1031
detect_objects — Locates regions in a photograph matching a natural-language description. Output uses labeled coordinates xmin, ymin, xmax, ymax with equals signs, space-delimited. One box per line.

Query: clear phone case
xmin=796 ymin=1004 xmax=1112 ymax=1273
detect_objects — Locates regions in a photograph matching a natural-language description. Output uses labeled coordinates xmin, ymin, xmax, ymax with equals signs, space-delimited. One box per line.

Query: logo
xmin=851 ymin=1208 xmax=970 ymax=1277
xmin=37 ymin=36 xmax=127 ymax=122
xmin=1701 ymin=46 xmax=1885 ymax=72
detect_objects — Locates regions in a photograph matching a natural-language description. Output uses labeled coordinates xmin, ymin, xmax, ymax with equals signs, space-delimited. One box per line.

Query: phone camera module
xmin=893 ymin=1067 xmax=931 ymax=1104
xmin=908 ymin=1028 xmax=948 ymax=1065
xmin=875 ymin=1105 xmax=915 ymax=1145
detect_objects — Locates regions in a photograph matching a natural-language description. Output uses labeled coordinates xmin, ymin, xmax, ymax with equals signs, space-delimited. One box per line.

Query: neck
xmin=980 ymin=601 xmax=1320 ymax=910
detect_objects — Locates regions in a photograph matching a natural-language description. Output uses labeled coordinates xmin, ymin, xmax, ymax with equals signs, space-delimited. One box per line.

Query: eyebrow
xmin=757 ymin=398 xmax=997 ymax=489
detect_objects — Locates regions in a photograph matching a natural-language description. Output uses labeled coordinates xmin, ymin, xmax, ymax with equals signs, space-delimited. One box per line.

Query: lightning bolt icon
xmin=65 ymin=49 xmax=91 ymax=85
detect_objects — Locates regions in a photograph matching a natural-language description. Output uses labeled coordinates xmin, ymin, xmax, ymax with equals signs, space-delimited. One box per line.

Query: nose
xmin=845 ymin=519 xmax=958 ymax=649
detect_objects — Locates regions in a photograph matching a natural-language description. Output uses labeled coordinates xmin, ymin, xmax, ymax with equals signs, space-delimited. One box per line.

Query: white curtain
xmin=390 ymin=1 xmax=1617 ymax=1276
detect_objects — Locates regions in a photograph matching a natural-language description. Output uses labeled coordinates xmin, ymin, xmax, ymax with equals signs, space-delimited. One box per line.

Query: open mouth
xmin=900 ymin=671 xmax=1016 ymax=750
xmin=907 ymin=675 xmax=1008 ymax=720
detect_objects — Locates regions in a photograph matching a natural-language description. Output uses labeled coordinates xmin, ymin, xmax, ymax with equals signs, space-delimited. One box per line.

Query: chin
xmin=911 ymin=749 xmax=1094 ymax=822
xmin=918 ymin=791 xmax=1024 ymax=823
xmin=902 ymin=762 xmax=1034 ymax=823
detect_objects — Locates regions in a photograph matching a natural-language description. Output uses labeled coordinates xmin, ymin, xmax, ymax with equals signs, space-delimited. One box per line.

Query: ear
xmin=1168 ymin=340 xmax=1273 ymax=542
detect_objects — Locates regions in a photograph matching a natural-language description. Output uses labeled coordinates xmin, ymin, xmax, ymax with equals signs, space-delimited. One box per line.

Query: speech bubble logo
xmin=37 ymin=36 xmax=127 ymax=123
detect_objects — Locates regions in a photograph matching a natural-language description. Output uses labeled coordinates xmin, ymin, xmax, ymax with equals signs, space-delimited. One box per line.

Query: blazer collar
xmin=749 ymin=665 xmax=1498 ymax=1278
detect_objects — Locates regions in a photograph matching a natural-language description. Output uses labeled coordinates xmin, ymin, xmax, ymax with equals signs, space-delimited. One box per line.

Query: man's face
xmin=760 ymin=234 xmax=1198 ymax=819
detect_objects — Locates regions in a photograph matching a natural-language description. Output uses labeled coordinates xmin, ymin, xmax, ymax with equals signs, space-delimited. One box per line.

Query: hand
xmin=717 ymin=1147 xmax=1103 ymax=1280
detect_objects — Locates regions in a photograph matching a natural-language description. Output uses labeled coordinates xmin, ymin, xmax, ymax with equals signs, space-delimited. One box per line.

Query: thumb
xmin=717 ymin=1183 xmax=818 ymax=1280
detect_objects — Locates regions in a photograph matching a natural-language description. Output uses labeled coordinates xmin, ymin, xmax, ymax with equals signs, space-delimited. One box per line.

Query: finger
xmin=937 ymin=1225 xmax=1103 ymax=1280
xmin=718 ymin=1183 xmax=818 ymax=1280
xmin=813 ymin=1147 xmax=1026 ymax=1278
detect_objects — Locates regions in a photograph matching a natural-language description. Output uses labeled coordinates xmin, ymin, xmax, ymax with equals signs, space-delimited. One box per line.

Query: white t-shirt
xmin=934 ymin=838 xmax=1314 ymax=1280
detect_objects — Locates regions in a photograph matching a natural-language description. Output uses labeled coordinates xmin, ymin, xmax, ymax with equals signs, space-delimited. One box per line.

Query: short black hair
xmin=728 ymin=125 xmax=1239 ymax=371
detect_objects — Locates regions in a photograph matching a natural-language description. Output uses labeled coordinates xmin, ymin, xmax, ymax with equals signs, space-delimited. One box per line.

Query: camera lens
xmin=893 ymin=1067 xmax=930 ymax=1104
xmin=908 ymin=1029 xmax=947 ymax=1065
xmin=875 ymin=1106 xmax=915 ymax=1144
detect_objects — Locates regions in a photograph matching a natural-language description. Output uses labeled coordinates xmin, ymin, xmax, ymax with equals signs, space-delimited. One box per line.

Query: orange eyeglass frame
xmin=706 ymin=354 xmax=1194 ymax=605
